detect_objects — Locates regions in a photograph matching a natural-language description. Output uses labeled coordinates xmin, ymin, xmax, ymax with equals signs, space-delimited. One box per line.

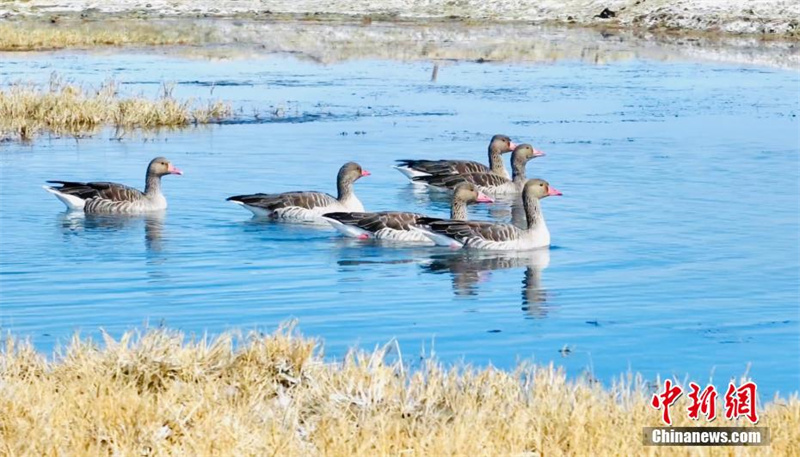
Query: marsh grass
xmin=0 ymin=77 xmax=232 ymax=141
xmin=1 ymin=323 xmax=797 ymax=456
xmin=0 ymin=19 xmax=213 ymax=51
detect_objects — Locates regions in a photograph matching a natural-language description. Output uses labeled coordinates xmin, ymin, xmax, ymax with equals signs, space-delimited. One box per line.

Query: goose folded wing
xmin=47 ymin=181 xmax=144 ymax=201
xmin=371 ymin=212 xmax=424 ymax=231
xmin=415 ymin=218 xmax=484 ymax=241
xmin=395 ymin=159 xmax=453 ymax=172
xmin=451 ymin=161 xmax=491 ymax=175
xmin=325 ymin=211 xmax=423 ymax=232
xmin=458 ymin=172 xmax=510 ymax=187
xmin=228 ymin=191 xmax=337 ymax=210
xmin=413 ymin=172 xmax=508 ymax=189
xmin=395 ymin=159 xmax=437 ymax=169
xmin=417 ymin=219 xmax=520 ymax=244
xmin=466 ymin=222 xmax=521 ymax=243
xmin=397 ymin=159 xmax=489 ymax=176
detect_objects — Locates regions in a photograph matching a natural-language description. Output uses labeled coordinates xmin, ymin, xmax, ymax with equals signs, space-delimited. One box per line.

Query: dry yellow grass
xmin=0 ymin=78 xmax=232 ymax=141
xmin=0 ymin=19 xmax=212 ymax=51
xmin=0 ymin=323 xmax=797 ymax=456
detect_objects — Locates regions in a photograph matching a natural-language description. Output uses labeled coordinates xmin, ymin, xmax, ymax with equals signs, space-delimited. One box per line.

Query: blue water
xmin=1 ymin=51 xmax=799 ymax=398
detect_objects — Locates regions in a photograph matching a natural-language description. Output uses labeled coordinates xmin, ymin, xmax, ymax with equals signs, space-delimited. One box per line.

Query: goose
xmin=394 ymin=134 xmax=529 ymax=180
xmin=412 ymin=144 xmax=541 ymax=196
xmin=413 ymin=178 xmax=562 ymax=250
xmin=227 ymin=162 xmax=369 ymax=222
xmin=322 ymin=183 xmax=493 ymax=242
xmin=43 ymin=157 xmax=182 ymax=214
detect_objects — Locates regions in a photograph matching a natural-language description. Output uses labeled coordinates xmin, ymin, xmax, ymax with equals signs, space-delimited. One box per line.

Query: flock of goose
xmin=43 ymin=134 xmax=560 ymax=251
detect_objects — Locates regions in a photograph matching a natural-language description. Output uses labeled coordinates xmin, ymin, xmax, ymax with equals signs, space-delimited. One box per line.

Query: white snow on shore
xmin=2 ymin=0 xmax=800 ymax=37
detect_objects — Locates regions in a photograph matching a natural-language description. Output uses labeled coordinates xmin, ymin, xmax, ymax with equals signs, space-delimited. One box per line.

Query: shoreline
xmin=2 ymin=16 xmax=798 ymax=70
xmin=2 ymin=0 xmax=799 ymax=39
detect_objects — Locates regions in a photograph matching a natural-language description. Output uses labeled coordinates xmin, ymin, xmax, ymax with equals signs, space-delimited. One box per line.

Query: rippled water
xmin=1 ymin=51 xmax=798 ymax=397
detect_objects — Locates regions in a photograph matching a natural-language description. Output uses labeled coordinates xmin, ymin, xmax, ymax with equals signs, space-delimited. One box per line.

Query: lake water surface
xmin=1 ymin=50 xmax=798 ymax=397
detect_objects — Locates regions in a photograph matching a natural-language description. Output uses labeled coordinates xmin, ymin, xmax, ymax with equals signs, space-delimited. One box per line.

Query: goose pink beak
xmin=508 ymin=141 xmax=518 ymax=151
xmin=476 ymin=191 xmax=494 ymax=203
xmin=547 ymin=187 xmax=562 ymax=196
xmin=361 ymin=170 xmax=371 ymax=177
xmin=532 ymin=148 xmax=546 ymax=157
xmin=168 ymin=164 xmax=183 ymax=175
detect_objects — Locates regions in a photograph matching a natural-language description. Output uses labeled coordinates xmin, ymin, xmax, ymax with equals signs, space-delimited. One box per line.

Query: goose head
xmin=453 ymin=182 xmax=494 ymax=204
xmin=489 ymin=134 xmax=517 ymax=154
xmin=524 ymin=178 xmax=562 ymax=199
xmin=337 ymin=162 xmax=370 ymax=185
xmin=148 ymin=157 xmax=183 ymax=177
xmin=511 ymin=144 xmax=546 ymax=167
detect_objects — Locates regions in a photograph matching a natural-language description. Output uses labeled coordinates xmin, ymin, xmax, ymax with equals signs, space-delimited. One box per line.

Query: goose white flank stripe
xmin=43 ymin=157 xmax=182 ymax=214
xmin=227 ymin=162 xmax=369 ymax=223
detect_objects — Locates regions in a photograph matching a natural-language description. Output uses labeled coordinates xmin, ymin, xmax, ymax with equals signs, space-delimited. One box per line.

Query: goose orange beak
xmin=476 ymin=192 xmax=494 ymax=203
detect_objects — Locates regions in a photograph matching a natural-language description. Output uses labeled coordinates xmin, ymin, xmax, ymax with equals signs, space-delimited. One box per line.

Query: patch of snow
xmin=3 ymin=0 xmax=800 ymax=37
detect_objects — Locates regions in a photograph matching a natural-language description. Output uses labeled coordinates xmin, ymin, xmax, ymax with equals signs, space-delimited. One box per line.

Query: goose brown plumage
xmin=43 ymin=157 xmax=182 ymax=214
xmin=226 ymin=162 xmax=369 ymax=222
xmin=412 ymin=144 xmax=542 ymax=196
xmin=322 ymin=183 xmax=492 ymax=242
xmin=394 ymin=134 xmax=529 ymax=180
xmin=414 ymin=178 xmax=562 ymax=250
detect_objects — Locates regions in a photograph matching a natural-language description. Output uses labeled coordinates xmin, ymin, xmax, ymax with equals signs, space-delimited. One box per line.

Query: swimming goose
xmin=414 ymin=178 xmax=562 ymax=250
xmin=395 ymin=134 xmax=530 ymax=180
xmin=322 ymin=183 xmax=493 ymax=242
xmin=43 ymin=157 xmax=182 ymax=214
xmin=412 ymin=144 xmax=541 ymax=196
xmin=227 ymin=162 xmax=369 ymax=222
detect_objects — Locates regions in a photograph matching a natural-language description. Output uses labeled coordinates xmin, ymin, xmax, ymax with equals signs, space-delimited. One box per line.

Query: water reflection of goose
xmin=57 ymin=211 xmax=166 ymax=253
xmin=420 ymin=248 xmax=551 ymax=318
xmin=332 ymin=239 xmax=435 ymax=269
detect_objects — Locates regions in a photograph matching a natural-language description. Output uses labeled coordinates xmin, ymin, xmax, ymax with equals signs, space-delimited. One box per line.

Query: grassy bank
xmin=0 ymin=19 xmax=215 ymax=51
xmin=0 ymin=78 xmax=232 ymax=141
xmin=1 ymin=324 xmax=797 ymax=456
